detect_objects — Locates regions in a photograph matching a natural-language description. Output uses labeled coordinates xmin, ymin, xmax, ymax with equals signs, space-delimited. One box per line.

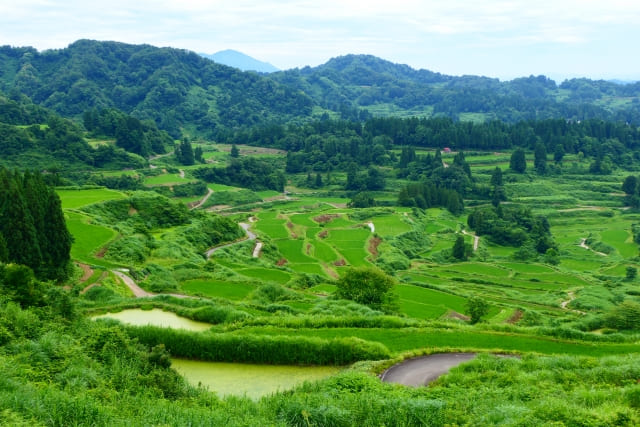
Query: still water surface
xmin=172 ymin=359 xmax=340 ymax=399
xmin=92 ymin=308 xmax=212 ymax=331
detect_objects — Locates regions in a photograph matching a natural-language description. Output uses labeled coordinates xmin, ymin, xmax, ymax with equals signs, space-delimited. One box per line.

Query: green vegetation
xmin=0 ymin=169 xmax=72 ymax=280
xmin=2 ymin=40 xmax=640 ymax=425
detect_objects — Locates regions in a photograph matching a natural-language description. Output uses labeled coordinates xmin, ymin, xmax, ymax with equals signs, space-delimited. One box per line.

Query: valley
xmin=0 ymin=39 xmax=639 ymax=426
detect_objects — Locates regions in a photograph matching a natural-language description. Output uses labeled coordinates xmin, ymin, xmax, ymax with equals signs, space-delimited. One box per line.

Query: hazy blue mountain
xmin=202 ymin=49 xmax=279 ymax=73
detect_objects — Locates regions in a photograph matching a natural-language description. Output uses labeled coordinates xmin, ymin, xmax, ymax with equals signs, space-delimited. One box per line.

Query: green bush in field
xmin=139 ymin=264 xmax=178 ymax=293
xmin=251 ymin=283 xmax=302 ymax=304
xmin=309 ymin=299 xmax=385 ymax=317
xmin=104 ymin=235 xmax=149 ymax=264
xmin=604 ymin=301 xmax=640 ymax=330
xmin=189 ymin=305 xmax=249 ymax=324
xmin=82 ymin=191 xmax=190 ymax=229
xmin=375 ymin=245 xmax=411 ymax=273
xmin=466 ymin=296 xmax=489 ymax=324
xmin=335 ymin=267 xmax=398 ymax=312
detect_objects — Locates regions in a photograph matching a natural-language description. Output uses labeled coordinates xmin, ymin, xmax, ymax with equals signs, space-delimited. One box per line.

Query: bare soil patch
xmin=276 ymin=258 xmax=288 ymax=266
xmin=77 ymin=263 xmax=94 ymax=282
xmin=368 ymin=237 xmax=382 ymax=256
xmin=318 ymin=230 xmax=329 ymax=239
xmin=506 ymin=309 xmax=523 ymax=324
xmin=558 ymin=206 xmax=605 ymax=212
xmin=314 ymin=214 xmax=340 ymax=224
xmin=95 ymin=246 xmax=107 ymax=258
xmin=446 ymin=311 xmax=470 ymax=321
xmin=206 ymin=204 xmax=232 ymax=211
xmin=334 ymin=259 xmax=346 ymax=266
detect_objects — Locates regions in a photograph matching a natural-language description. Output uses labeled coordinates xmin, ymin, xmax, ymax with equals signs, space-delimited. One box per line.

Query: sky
xmin=1 ymin=0 xmax=639 ymax=82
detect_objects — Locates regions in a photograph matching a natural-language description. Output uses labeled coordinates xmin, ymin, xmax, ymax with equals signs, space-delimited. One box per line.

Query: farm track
xmin=190 ymin=188 xmax=214 ymax=210
xmin=560 ymin=290 xmax=586 ymax=315
xmin=112 ymin=270 xmax=153 ymax=297
xmin=578 ymin=238 xmax=607 ymax=256
xmin=461 ymin=229 xmax=479 ymax=251
xmin=112 ymin=269 xmax=195 ymax=299
xmin=206 ymin=222 xmax=257 ymax=258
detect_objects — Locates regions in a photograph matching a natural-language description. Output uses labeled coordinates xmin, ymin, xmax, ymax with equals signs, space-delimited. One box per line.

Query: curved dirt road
xmin=205 ymin=222 xmax=256 ymax=258
xmin=381 ymin=353 xmax=477 ymax=386
xmin=112 ymin=270 xmax=153 ymax=297
xmin=461 ymin=229 xmax=479 ymax=251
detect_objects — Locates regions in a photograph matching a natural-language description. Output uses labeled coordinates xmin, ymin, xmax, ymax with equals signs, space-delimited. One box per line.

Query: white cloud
xmin=0 ymin=0 xmax=638 ymax=79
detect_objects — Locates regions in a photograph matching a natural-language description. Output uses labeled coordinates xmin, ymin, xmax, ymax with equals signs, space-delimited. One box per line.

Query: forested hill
xmin=0 ymin=40 xmax=314 ymax=138
xmin=272 ymin=54 xmax=640 ymax=124
xmin=1 ymin=40 xmax=640 ymax=140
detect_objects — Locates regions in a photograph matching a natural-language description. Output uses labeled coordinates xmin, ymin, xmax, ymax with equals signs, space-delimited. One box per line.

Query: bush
xmin=335 ymin=267 xmax=398 ymax=312
xmin=604 ymin=301 xmax=640 ymax=330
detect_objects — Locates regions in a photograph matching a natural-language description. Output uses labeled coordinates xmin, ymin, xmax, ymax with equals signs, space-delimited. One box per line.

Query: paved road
xmin=381 ymin=353 xmax=477 ymax=386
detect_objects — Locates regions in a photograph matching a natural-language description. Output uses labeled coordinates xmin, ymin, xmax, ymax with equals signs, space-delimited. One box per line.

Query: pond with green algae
xmin=172 ymin=359 xmax=341 ymax=399
xmin=92 ymin=308 xmax=212 ymax=331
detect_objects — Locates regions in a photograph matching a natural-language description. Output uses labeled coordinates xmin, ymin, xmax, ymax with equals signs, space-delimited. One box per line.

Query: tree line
xmin=0 ymin=169 xmax=72 ymax=281
xmin=192 ymin=157 xmax=286 ymax=192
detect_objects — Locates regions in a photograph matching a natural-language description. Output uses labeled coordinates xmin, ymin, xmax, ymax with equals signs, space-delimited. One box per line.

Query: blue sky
xmin=1 ymin=0 xmax=639 ymax=82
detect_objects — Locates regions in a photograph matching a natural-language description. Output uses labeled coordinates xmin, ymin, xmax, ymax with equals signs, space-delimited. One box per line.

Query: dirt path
xmin=578 ymin=238 xmax=607 ymax=256
xmin=112 ymin=270 xmax=153 ymax=297
xmin=206 ymin=222 xmax=257 ymax=258
xmin=190 ymin=188 xmax=214 ymax=210
xmin=381 ymin=353 xmax=477 ymax=387
xmin=112 ymin=270 xmax=195 ymax=299
xmin=149 ymin=150 xmax=175 ymax=169
xmin=461 ymin=230 xmax=479 ymax=251
xmin=77 ymin=263 xmax=94 ymax=282
xmin=252 ymin=242 xmax=263 ymax=258
xmin=560 ymin=290 xmax=586 ymax=314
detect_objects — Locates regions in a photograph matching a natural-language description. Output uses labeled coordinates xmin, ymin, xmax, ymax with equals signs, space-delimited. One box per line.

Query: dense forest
xmin=1 ymin=41 xmax=640 ymax=142
xmin=0 ymin=40 xmax=314 ymax=138
xmin=271 ymin=54 xmax=640 ymax=124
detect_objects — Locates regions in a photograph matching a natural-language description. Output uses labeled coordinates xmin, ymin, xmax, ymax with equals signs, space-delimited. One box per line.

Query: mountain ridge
xmin=1 ymin=40 xmax=639 ymax=138
xmin=200 ymin=49 xmax=279 ymax=73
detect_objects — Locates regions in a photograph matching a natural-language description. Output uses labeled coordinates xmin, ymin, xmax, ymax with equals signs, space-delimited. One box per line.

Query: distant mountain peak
xmin=200 ymin=49 xmax=279 ymax=73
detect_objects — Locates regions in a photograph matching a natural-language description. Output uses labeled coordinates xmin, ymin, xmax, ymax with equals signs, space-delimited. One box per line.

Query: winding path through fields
xmin=190 ymin=188 xmax=214 ymax=210
xmin=381 ymin=353 xmax=477 ymax=386
xmin=205 ymin=222 xmax=258 ymax=258
xmin=560 ymin=290 xmax=586 ymax=315
xmin=461 ymin=229 xmax=480 ymax=251
xmin=112 ymin=270 xmax=153 ymax=297
xmin=578 ymin=238 xmax=607 ymax=257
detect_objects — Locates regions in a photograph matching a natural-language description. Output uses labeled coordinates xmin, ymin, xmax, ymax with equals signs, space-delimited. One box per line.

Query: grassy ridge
xmin=226 ymin=326 xmax=640 ymax=356
xmin=126 ymin=325 xmax=391 ymax=365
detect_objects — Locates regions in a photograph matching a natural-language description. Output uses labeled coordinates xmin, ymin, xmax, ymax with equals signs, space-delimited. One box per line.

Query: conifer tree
xmin=510 ymin=148 xmax=527 ymax=173
xmin=0 ymin=169 xmax=71 ymax=281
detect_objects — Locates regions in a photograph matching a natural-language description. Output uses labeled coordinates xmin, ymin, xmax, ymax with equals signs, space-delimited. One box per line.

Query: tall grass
xmin=126 ymin=325 xmax=391 ymax=365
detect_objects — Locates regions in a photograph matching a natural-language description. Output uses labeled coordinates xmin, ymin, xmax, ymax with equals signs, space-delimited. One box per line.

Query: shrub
xmin=604 ymin=301 xmax=640 ymax=330
xmin=335 ymin=267 xmax=397 ymax=312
